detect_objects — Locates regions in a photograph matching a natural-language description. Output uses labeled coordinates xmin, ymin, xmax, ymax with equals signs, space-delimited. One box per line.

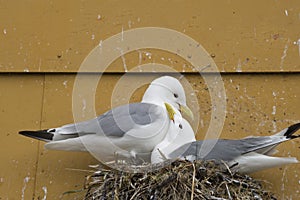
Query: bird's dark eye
xmin=174 ymin=93 xmax=178 ymax=98
xmin=179 ymin=124 xmax=183 ymax=129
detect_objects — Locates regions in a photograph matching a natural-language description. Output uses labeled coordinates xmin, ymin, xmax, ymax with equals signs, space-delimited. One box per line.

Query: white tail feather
xmin=230 ymin=152 xmax=298 ymax=174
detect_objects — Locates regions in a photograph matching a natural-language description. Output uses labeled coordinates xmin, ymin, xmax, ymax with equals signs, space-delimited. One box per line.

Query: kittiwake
xmin=19 ymin=76 xmax=193 ymax=165
xmin=152 ymin=120 xmax=300 ymax=174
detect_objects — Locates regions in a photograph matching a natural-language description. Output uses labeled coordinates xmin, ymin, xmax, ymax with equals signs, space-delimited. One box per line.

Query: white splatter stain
xmin=97 ymin=14 xmax=101 ymax=20
xmin=21 ymin=177 xmax=30 ymax=200
xmin=145 ymin=52 xmax=152 ymax=59
xmin=295 ymin=39 xmax=300 ymax=57
xmin=281 ymin=166 xmax=288 ymax=199
xmin=3 ymin=29 xmax=7 ymax=34
xmin=63 ymin=80 xmax=68 ymax=88
xmin=285 ymin=9 xmax=288 ymax=16
xmin=272 ymin=106 xmax=276 ymax=115
xmin=117 ymin=48 xmax=127 ymax=72
xmin=272 ymin=120 xmax=277 ymax=132
xmin=280 ymin=40 xmax=289 ymax=71
xmin=42 ymin=186 xmax=47 ymax=200
xmin=24 ymin=68 xmax=29 ymax=72
xmin=236 ymin=59 xmax=242 ymax=72
xmin=91 ymin=34 xmax=95 ymax=40
xmin=182 ymin=64 xmax=186 ymax=72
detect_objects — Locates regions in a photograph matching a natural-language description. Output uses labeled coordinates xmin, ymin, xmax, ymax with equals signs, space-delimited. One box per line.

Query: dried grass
xmin=84 ymin=160 xmax=277 ymax=200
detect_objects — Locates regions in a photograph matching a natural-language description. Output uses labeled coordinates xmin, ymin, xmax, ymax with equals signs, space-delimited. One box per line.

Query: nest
xmin=84 ymin=160 xmax=277 ymax=200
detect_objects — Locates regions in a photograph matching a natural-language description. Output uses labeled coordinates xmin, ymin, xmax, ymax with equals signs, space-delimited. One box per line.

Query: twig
xmin=220 ymin=160 xmax=233 ymax=176
xmin=191 ymin=162 xmax=196 ymax=200
xmin=225 ymin=183 xmax=232 ymax=200
xmin=158 ymin=148 xmax=168 ymax=161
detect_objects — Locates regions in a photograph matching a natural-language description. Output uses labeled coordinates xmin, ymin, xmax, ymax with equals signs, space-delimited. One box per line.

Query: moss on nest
xmin=84 ymin=160 xmax=277 ymax=200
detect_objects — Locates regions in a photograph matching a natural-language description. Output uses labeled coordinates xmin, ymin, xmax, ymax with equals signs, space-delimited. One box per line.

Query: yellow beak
xmin=179 ymin=104 xmax=194 ymax=120
xmin=164 ymin=103 xmax=176 ymax=121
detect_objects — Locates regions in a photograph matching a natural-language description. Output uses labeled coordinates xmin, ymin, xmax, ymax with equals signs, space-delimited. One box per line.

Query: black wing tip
xmin=19 ymin=130 xmax=54 ymax=142
xmin=284 ymin=123 xmax=300 ymax=138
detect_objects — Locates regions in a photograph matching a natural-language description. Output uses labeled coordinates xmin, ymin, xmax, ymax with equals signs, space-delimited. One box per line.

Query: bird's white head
xmin=142 ymin=76 xmax=194 ymax=120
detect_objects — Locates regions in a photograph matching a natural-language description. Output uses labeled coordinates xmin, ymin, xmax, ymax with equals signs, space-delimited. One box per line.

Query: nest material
xmin=84 ymin=160 xmax=277 ymax=200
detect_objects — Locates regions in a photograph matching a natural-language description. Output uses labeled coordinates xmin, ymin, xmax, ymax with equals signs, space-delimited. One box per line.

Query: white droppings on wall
xmin=272 ymin=120 xmax=277 ymax=132
xmin=145 ymin=52 xmax=152 ymax=59
xmin=281 ymin=166 xmax=288 ymax=199
xmin=182 ymin=64 xmax=186 ymax=72
xmin=42 ymin=186 xmax=47 ymax=200
xmin=285 ymin=9 xmax=289 ymax=16
xmin=116 ymin=48 xmax=127 ymax=72
xmin=63 ymin=80 xmax=68 ymax=88
xmin=272 ymin=105 xmax=276 ymax=115
xmin=280 ymin=40 xmax=289 ymax=71
xmin=294 ymin=39 xmax=300 ymax=57
xmin=21 ymin=177 xmax=30 ymax=200
xmin=236 ymin=59 xmax=242 ymax=72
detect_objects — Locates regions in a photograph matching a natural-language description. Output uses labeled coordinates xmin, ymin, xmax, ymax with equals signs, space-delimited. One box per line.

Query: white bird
xmin=151 ymin=111 xmax=196 ymax=164
xmin=19 ymin=76 xmax=193 ymax=165
xmin=168 ymin=123 xmax=300 ymax=174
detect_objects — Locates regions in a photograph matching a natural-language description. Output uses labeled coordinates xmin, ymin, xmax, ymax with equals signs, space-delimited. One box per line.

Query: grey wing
xmin=170 ymin=140 xmax=244 ymax=161
xmin=170 ymin=136 xmax=288 ymax=161
xmin=55 ymin=103 xmax=162 ymax=137
xmin=234 ymin=136 xmax=288 ymax=154
xmin=96 ymin=102 xmax=163 ymax=137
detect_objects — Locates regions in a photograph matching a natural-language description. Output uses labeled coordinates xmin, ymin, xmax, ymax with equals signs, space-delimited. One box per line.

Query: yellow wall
xmin=0 ymin=1 xmax=299 ymax=199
